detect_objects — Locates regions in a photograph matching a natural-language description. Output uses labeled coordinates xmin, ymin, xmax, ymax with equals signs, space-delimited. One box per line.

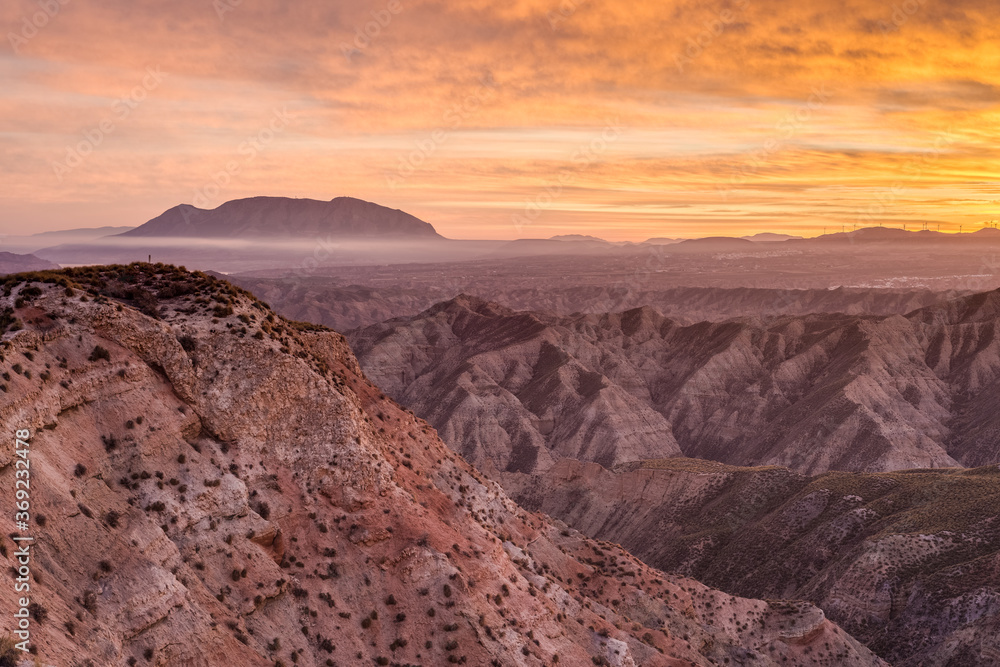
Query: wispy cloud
xmin=1 ymin=0 xmax=998 ymax=238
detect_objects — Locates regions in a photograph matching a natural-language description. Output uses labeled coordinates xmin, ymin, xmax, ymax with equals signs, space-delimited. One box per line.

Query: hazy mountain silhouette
xmin=119 ymin=196 xmax=443 ymax=239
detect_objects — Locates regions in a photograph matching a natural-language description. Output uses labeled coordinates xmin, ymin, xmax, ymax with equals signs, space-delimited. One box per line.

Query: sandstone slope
xmin=0 ymin=266 xmax=883 ymax=666
xmin=504 ymin=458 xmax=1000 ymax=666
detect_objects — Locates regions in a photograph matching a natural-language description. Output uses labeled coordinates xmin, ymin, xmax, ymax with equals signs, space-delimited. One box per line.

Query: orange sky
xmin=2 ymin=0 xmax=998 ymax=240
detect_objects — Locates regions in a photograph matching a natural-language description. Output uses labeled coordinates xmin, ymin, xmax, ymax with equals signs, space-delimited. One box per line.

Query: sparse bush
xmin=253 ymin=500 xmax=271 ymax=520
xmin=0 ymin=634 xmax=18 ymax=667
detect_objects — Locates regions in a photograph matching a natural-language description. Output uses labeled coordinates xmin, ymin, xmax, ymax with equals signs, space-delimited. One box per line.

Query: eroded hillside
xmin=0 ymin=265 xmax=884 ymax=666
xmin=349 ymin=292 xmax=1000 ymax=476
xmin=504 ymin=458 xmax=1000 ymax=666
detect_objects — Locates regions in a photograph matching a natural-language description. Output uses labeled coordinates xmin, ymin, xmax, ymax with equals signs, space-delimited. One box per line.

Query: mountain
xmin=0 ymin=264 xmax=883 ymax=666
xmin=27 ymin=225 xmax=135 ymax=241
xmin=742 ymin=233 xmax=804 ymax=243
xmin=795 ymin=226 xmax=1000 ymax=247
xmin=0 ymin=227 xmax=134 ymax=254
xmin=486 ymin=237 xmax=620 ymax=259
xmin=504 ymin=458 xmax=1000 ymax=666
xmin=0 ymin=252 xmax=58 ymax=274
xmin=549 ymin=234 xmax=610 ymax=242
xmin=119 ymin=196 xmax=442 ymax=239
xmin=348 ymin=290 xmax=1000 ymax=476
xmin=669 ymin=237 xmax=757 ymax=252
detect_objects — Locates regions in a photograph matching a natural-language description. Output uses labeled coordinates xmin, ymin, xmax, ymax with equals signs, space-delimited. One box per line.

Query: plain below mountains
xmin=348 ymin=290 xmax=1000 ymax=477
xmin=229 ymin=272 xmax=964 ymax=331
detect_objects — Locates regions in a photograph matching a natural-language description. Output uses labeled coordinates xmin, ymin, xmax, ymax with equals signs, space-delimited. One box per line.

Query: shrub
xmin=28 ymin=602 xmax=47 ymax=623
xmin=88 ymin=345 xmax=110 ymax=362
xmin=0 ymin=635 xmax=18 ymax=667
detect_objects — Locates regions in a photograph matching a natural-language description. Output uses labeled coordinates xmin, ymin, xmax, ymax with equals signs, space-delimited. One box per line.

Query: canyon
xmin=504 ymin=458 xmax=1000 ymax=666
xmin=348 ymin=290 xmax=1000 ymax=476
xmin=0 ymin=265 xmax=884 ymax=666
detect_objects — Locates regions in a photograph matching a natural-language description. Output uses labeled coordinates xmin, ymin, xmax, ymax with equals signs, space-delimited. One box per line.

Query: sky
xmin=1 ymin=0 xmax=998 ymax=241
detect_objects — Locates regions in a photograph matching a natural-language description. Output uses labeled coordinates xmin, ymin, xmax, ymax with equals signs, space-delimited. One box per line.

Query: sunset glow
xmin=2 ymin=0 xmax=998 ymax=239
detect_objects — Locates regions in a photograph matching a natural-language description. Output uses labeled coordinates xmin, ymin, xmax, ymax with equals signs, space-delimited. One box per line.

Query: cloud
xmin=1 ymin=0 xmax=998 ymax=238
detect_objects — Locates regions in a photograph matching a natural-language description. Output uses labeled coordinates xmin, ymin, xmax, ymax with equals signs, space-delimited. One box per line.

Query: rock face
xmin=503 ymin=458 xmax=1000 ymax=666
xmin=0 ymin=265 xmax=883 ymax=666
xmin=349 ymin=291 xmax=1000 ymax=475
xmin=119 ymin=196 xmax=442 ymax=239
xmin=0 ymin=252 xmax=58 ymax=274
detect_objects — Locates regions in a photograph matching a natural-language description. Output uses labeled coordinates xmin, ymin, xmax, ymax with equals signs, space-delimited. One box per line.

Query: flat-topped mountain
xmin=348 ymin=289 xmax=1000 ymax=476
xmin=0 ymin=265 xmax=882 ymax=666
xmin=119 ymin=196 xmax=443 ymax=239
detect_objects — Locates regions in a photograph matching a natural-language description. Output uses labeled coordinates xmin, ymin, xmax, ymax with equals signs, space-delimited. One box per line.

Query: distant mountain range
xmin=1 ymin=226 xmax=134 ymax=254
xmin=22 ymin=195 xmax=1000 ymax=273
xmin=0 ymin=251 xmax=59 ymax=274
